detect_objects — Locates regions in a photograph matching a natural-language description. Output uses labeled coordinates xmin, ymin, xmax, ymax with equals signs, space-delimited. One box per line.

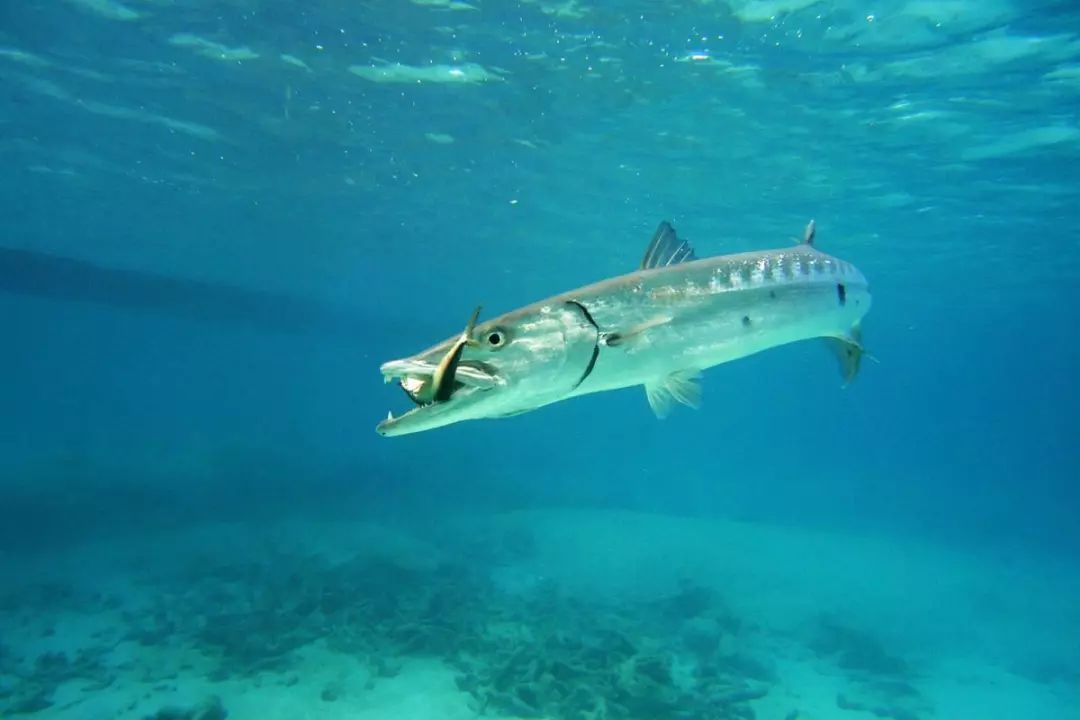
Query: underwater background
xmin=1 ymin=1 xmax=1078 ymax=719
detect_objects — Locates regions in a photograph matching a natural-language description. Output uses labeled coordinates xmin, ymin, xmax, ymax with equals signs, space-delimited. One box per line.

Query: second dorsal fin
xmin=641 ymin=221 xmax=697 ymax=269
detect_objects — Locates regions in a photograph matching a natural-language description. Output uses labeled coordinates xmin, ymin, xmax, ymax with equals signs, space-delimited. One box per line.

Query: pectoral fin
xmin=604 ymin=315 xmax=671 ymax=348
xmin=644 ymin=370 xmax=702 ymax=419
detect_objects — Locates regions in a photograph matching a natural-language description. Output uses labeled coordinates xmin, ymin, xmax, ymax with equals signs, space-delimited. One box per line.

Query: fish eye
xmin=486 ymin=330 xmax=506 ymax=347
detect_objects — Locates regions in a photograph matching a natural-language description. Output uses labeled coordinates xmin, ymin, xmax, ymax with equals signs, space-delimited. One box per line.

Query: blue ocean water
xmin=1 ymin=1 xmax=1078 ymax=719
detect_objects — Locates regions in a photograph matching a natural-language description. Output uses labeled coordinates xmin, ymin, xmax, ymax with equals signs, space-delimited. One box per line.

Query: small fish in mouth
xmin=431 ymin=305 xmax=482 ymax=402
xmin=399 ymin=375 xmax=433 ymax=406
xmin=392 ymin=306 xmax=482 ymax=408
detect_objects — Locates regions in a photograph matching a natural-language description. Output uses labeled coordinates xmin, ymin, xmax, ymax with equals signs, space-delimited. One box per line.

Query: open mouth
xmin=378 ymin=359 xmax=499 ymax=429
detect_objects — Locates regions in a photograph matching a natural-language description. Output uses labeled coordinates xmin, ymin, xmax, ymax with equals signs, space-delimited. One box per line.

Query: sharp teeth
xmin=384 ymin=375 xmax=392 ymax=384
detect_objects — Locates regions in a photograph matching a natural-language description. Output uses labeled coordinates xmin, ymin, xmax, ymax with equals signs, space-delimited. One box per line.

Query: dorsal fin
xmin=803 ymin=219 xmax=816 ymax=246
xmin=641 ymin=221 xmax=697 ymax=269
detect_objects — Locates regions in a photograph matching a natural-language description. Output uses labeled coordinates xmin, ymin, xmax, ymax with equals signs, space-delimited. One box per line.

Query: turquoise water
xmin=1 ymin=2 xmax=1078 ymax=718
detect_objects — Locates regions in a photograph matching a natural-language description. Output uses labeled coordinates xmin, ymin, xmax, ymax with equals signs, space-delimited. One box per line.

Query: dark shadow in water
xmin=0 ymin=246 xmax=363 ymax=337
xmin=0 ymin=445 xmax=548 ymax=554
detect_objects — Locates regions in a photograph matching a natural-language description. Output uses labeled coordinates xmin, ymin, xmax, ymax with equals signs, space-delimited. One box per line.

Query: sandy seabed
xmin=1 ymin=509 xmax=1077 ymax=720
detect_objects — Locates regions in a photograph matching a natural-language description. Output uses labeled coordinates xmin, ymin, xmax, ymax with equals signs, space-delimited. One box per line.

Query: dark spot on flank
xmin=837 ymin=283 xmax=847 ymax=306
xmin=742 ymin=315 xmax=752 ymax=328
xmin=769 ymin=290 xmax=776 ymax=299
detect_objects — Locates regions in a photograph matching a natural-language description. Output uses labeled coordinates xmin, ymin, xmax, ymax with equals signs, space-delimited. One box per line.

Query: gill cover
xmin=483 ymin=300 xmax=601 ymax=414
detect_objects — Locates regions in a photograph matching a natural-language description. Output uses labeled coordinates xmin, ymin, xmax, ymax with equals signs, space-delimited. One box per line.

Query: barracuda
xmin=377 ymin=220 xmax=871 ymax=437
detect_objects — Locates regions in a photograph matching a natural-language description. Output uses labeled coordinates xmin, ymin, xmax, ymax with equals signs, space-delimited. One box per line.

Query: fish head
xmin=377 ymin=301 xmax=600 ymax=437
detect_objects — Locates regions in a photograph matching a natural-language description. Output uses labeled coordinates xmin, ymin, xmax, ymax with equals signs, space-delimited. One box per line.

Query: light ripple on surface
xmin=169 ymin=33 xmax=259 ymax=62
xmin=348 ymin=61 xmax=503 ymax=84
xmin=962 ymin=125 xmax=1080 ymax=160
xmin=62 ymin=0 xmax=140 ymax=21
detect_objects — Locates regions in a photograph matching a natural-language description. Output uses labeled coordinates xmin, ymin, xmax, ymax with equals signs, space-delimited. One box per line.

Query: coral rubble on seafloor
xmin=141 ymin=696 xmax=227 ymax=720
xmin=2 ymin=545 xmax=778 ymax=719
xmin=137 ymin=553 xmax=770 ymax=719
xmin=810 ymin=617 xmax=931 ymax=720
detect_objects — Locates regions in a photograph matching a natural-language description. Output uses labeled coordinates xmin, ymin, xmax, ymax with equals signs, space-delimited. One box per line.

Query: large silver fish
xmin=378 ymin=220 xmax=871 ymax=437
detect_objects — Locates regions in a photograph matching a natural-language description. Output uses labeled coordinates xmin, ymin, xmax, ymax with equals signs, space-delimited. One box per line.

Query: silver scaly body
xmin=377 ymin=221 xmax=871 ymax=436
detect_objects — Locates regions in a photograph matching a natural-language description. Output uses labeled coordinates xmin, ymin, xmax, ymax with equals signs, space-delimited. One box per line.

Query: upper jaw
xmin=380 ymin=358 xmax=501 ymax=391
xmin=377 ymin=357 xmax=501 ymax=436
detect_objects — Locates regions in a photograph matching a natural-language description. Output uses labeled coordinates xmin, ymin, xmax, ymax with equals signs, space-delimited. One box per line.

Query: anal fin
xmin=824 ymin=324 xmax=871 ymax=386
xmin=644 ymin=369 xmax=702 ymax=419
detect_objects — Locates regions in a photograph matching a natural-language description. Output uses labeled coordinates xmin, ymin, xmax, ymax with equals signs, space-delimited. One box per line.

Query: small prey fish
xmin=431 ymin=305 xmax=482 ymax=403
xmin=394 ymin=305 xmax=482 ymax=408
xmin=378 ymin=219 xmax=871 ymax=436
